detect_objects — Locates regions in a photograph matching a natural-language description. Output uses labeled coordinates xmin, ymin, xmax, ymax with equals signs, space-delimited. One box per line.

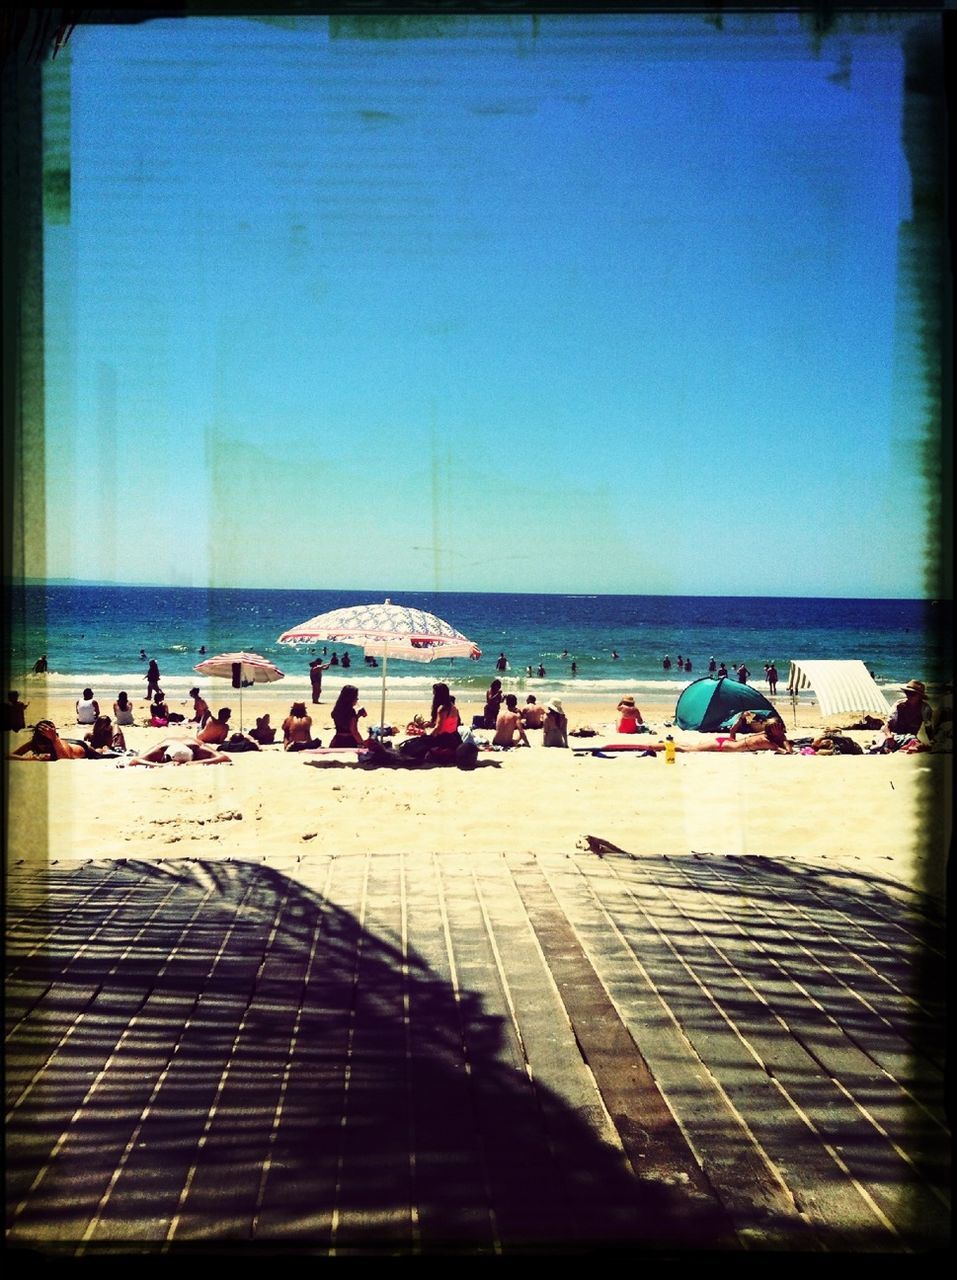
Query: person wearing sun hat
xmin=616 ymin=695 xmax=644 ymax=733
xmin=542 ymin=698 xmax=568 ymax=748
xmin=887 ymin=679 xmax=934 ymax=740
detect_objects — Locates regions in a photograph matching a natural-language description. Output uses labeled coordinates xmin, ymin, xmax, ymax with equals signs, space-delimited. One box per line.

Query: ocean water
xmin=5 ymin=585 xmax=952 ymax=713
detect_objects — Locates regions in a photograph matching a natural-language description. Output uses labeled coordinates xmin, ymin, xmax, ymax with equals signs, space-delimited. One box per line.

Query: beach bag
xmin=456 ymin=728 xmax=479 ymax=770
xmin=398 ymin=735 xmax=432 ymax=762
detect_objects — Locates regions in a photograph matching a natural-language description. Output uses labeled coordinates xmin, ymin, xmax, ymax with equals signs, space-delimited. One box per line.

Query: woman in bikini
xmin=483 ymin=678 xmax=504 ymax=730
xmin=282 ymin=702 xmax=321 ymax=751
xmin=10 ymin=720 xmax=96 ymax=760
xmin=641 ymin=717 xmax=793 ymax=756
xmin=329 ymin=685 xmax=370 ymax=748
xmin=85 ymin=714 xmax=127 ymax=753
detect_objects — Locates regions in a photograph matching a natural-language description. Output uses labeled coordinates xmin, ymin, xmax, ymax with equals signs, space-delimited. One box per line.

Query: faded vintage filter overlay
xmin=1 ymin=5 xmax=951 ymax=1256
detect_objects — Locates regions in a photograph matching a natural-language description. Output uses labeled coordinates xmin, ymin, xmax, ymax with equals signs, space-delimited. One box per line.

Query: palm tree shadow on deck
xmin=6 ymin=856 xmax=733 ymax=1254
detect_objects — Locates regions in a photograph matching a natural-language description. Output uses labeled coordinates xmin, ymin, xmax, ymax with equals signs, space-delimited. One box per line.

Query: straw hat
xmin=618 ymin=695 xmax=636 ymax=707
xmin=901 ymin=680 xmax=926 ymax=695
xmin=547 ymin=699 xmax=564 ymax=714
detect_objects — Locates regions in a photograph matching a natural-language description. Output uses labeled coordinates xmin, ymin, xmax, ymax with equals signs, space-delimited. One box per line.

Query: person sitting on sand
xmin=521 ymin=696 xmax=546 ymax=729
xmin=85 ymin=714 xmax=127 ymax=753
xmin=542 ymin=699 xmax=568 ymax=748
xmin=616 ymin=695 xmax=644 ymax=733
xmin=886 ymin=680 xmax=934 ymax=742
xmin=483 ymin=678 xmax=504 ymax=729
xmin=149 ymin=695 xmax=170 ymax=727
xmin=494 ymin=694 xmax=530 ymax=748
xmin=76 ymin=688 xmax=100 ymax=724
xmin=426 ymin=683 xmax=461 ymax=739
xmin=9 ymin=720 xmax=91 ymax=760
xmin=128 ymin=739 xmax=232 ymax=766
xmin=329 ymin=685 xmax=370 ymax=748
xmin=113 ymin=691 xmax=135 ymax=726
xmin=197 ymin=708 xmax=231 ymax=745
xmin=421 ymin=683 xmax=462 ymax=762
xmin=188 ymin=687 xmax=211 ymax=728
xmin=282 ymin=702 xmax=321 ymax=751
xmin=249 ymin=714 xmax=276 ymax=745
xmin=3 ymin=691 xmax=28 ymax=732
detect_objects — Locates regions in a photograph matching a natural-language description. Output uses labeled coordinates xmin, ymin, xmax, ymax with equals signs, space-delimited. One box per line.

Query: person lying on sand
xmin=9 ymin=720 xmax=93 ymax=760
xmin=127 ymin=739 xmax=232 ymax=766
xmin=642 ymin=716 xmax=793 ymax=755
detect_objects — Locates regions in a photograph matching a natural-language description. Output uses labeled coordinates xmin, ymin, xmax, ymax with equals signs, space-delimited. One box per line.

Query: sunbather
xmin=85 ymin=714 xmax=127 ymax=753
xmin=282 ymin=702 xmax=321 ymax=751
xmin=249 ymin=714 xmax=277 ymax=745
xmin=329 ymin=685 xmax=370 ymax=747
xmin=641 ymin=717 xmax=793 ymax=755
xmin=127 ymin=739 xmax=232 ymax=766
xmin=494 ymin=694 xmax=530 ymax=748
xmin=9 ymin=720 xmax=91 ymax=760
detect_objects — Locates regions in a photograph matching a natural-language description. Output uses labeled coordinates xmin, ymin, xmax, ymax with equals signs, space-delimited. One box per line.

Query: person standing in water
xmin=309 ymin=658 xmax=330 ymax=705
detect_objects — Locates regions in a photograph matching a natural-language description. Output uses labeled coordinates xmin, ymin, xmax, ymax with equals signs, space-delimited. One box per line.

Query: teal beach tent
xmin=675 ymin=676 xmax=777 ymax=731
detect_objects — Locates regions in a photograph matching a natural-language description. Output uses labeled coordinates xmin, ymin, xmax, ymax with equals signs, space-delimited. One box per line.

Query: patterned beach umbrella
xmin=194 ymin=651 xmax=284 ymax=731
xmin=278 ymin=599 xmax=481 ymax=729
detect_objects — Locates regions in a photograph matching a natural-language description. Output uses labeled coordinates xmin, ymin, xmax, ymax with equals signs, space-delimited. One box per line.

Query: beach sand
xmin=6 ymin=687 xmax=951 ymax=900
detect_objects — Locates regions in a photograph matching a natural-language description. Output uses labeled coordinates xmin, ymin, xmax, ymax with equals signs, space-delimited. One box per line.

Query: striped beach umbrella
xmin=194 ymin=651 xmax=284 ymax=731
xmin=277 ymin=599 xmax=481 ymax=730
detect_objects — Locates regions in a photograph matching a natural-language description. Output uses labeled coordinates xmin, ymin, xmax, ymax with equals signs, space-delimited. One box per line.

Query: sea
xmin=5 ymin=585 xmax=952 ymax=714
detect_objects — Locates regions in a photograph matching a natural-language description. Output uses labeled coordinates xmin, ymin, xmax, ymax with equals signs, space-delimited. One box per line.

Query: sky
xmin=36 ymin=10 xmax=941 ymax=597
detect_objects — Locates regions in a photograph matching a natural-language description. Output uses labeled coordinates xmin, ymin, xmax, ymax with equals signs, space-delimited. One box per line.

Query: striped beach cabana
xmin=786 ymin=660 xmax=891 ymax=725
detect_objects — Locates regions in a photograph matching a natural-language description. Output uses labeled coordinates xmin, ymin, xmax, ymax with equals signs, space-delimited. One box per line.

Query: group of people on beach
xmin=7 ymin=667 xmax=951 ymax=765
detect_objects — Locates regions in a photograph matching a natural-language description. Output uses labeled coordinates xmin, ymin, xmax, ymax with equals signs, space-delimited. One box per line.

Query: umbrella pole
xmin=379 ymin=648 xmax=388 ymax=733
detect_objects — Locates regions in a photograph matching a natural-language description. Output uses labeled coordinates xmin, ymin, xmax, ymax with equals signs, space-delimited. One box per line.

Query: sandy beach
xmin=7 ymin=685 xmax=951 ymax=900
xmin=7 ymin=683 xmax=950 ymax=1251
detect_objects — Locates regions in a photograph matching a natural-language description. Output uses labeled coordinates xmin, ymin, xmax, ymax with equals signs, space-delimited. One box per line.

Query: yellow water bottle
xmin=664 ymin=735 xmax=676 ymax=765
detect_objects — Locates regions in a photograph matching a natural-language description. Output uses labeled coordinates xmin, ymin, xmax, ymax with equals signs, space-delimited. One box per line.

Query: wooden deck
xmin=5 ymin=849 xmax=948 ymax=1254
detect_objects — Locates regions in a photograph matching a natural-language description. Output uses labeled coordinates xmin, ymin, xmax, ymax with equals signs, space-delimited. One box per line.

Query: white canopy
xmin=787 ymin=660 xmax=891 ymax=721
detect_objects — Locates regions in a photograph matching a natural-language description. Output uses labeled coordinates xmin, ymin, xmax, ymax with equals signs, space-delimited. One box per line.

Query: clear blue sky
xmin=38 ymin=11 xmax=937 ymax=596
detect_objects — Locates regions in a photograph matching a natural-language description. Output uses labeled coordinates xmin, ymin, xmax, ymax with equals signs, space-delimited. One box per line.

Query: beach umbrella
xmin=194 ymin=651 xmax=285 ymax=731
xmin=277 ymin=598 xmax=481 ymax=730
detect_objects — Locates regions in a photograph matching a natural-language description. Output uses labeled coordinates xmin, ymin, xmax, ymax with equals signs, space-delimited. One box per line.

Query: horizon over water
xmin=5 ymin=584 xmax=952 ymax=711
